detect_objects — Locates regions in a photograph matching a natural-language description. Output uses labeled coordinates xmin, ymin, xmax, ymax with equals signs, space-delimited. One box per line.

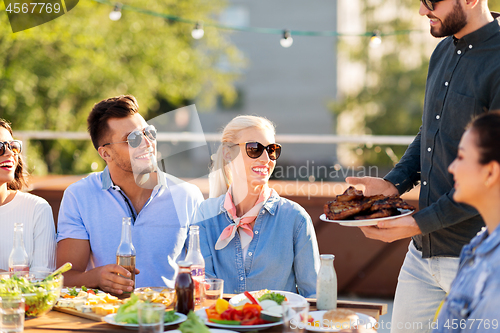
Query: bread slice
xmin=322 ymin=309 xmax=359 ymax=329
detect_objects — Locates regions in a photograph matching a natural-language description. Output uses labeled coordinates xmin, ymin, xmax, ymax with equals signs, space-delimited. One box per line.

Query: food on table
xmin=114 ymin=293 xmax=179 ymax=324
xmin=205 ymin=298 xmax=270 ymax=325
xmin=133 ymin=287 xmax=175 ymax=307
xmin=57 ymin=287 xmax=123 ymax=314
xmin=323 ymin=186 xmax=415 ymax=220
xmin=61 ymin=286 xmax=99 ymax=298
xmin=114 ymin=294 xmax=141 ymax=324
xmin=0 ymin=272 xmax=63 ymax=317
xmin=312 ymin=308 xmax=359 ymax=329
xmin=233 ymin=289 xmax=287 ymax=307
xmin=178 ymin=311 xmax=210 ymax=333
xmin=258 ymin=291 xmax=287 ymax=305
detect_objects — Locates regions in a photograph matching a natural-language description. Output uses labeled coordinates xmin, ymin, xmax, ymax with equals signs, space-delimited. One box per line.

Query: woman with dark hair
xmin=433 ymin=111 xmax=500 ymax=332
xmin=0 ymin=119 xmax=56 ymax=272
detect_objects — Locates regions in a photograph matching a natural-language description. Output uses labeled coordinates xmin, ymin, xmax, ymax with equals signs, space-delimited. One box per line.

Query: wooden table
xmin=25 ymin=297 xmax=387 ymax=333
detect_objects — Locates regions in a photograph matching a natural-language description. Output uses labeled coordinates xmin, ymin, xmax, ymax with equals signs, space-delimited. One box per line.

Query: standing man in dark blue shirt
xmin=348 ymin=0 xmax=500 ymax=332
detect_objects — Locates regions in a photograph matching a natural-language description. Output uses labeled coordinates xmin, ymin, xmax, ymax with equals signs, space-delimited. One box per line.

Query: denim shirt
xmin=433 ymin=226 xmax=500 ymax=333
xmin=193 ymin=190 xmax=320 ymax=297
xmin=385 ymin=14 xmax=500 ymax=258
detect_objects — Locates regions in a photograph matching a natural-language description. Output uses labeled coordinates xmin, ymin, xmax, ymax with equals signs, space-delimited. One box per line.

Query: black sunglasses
xmin=231 ymin=142 xmax=282 ymax=160
xmin=421 ymin=0 xmax=444 ymax=11
xmin=0 ymin=140 xmax=22 ymax=156
xmin=102 ymin=125 xmax=157 ymax=149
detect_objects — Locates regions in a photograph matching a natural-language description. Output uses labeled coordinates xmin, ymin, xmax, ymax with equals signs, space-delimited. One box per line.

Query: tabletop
xmin=24 ymin=297 xmax=387 ymax=333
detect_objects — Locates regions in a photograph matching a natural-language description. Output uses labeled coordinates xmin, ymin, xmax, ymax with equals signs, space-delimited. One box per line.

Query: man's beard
xmin=430 ymin=1 xmax=467 ymax=38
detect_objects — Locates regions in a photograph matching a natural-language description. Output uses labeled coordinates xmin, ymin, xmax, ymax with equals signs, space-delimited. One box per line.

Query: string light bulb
xmin=280 ymin=29 xmax=293 ymax=48
xmin=109 ymin=4 xmax=122 ymax=21
xmin=191 ymin=22 xmax=205 ymax=40
xmin=369 ymin=30 xmax=382 ymax=48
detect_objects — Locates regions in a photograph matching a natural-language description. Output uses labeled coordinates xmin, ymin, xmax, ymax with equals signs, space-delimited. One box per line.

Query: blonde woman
xmin=0 ymin=119 xmax=56 ymax=272
xmin=194 ymin=115 xmax=320 ymax=297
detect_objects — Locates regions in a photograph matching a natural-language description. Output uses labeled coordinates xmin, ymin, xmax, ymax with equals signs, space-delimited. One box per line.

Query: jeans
xmin=391 ymin=242 xmax=460 ymax=333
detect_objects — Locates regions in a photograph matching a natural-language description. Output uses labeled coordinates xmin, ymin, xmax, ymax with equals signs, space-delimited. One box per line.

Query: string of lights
xmin=97 ymin=0 xmax=423 ymax=48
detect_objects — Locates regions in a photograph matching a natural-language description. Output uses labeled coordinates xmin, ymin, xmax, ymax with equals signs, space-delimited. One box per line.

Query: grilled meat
xmin=323 ymin=186 xmax=414 ymax=220
xmin=335 ymin=186 xmax=364 ymax=202
xmin=370 ymin=195 xmax=415 ymax=211
xmin=354 ymin=208 xmax=400 ymax=220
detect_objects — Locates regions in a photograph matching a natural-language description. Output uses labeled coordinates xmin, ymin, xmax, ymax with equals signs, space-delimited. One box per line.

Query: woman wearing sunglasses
xmin=431 ymin=111 xmax=500 ymax=332
xmin=0 ymin=119 xmax=56 ymax=273
xmin=194 ymin=115 xmax=320 ymax=297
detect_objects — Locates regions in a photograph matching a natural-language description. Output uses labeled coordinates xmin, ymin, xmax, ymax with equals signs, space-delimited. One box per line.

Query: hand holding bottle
xmin=93 ymin=264 xmax=140 ymax=295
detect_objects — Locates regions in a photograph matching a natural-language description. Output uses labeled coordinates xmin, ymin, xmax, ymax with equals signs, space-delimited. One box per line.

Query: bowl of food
xmin=133 ymin=287 xmax=175 ymax=308
xmin=0 ymin=271 xmax=63 ymax=318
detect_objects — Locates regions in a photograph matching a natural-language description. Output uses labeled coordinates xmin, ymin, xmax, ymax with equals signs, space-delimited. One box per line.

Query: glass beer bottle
xmin=116 ymin=217 xmax=136 ymax=288
xmin=185 ymin=225 xmax=205 ymax=304
xmin=8 ymin=223 xmax=29 ymax=273
xmin=175 ymin=261 xmax=194 ymax=315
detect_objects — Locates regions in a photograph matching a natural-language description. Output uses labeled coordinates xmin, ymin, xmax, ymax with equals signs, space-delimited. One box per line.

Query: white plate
xmin=305 ymin=310 xmax=377 ymax=332
xmin=195 ymin=308 xmax=282 ymax=332
xmin=104 ymin=312 xmax=187 ymax=330
xmin=165 ymin=329 xmax=239 ymax=333
xmin=320 ymin=209 xmax=414 ymax=227
xmin=228 ymin=290 xmax=307 ymax=307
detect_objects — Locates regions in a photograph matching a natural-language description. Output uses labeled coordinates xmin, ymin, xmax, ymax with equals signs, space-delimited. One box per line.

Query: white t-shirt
xmin=0 ymin=191 xmax=56 ymax=272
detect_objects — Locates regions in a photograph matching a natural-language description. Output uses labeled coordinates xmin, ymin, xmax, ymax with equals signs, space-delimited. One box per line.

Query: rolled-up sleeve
xmin=56 ymin=188 xmax=89 ymax=242
xmin=384 ymin=128 xmax=422 ymax=195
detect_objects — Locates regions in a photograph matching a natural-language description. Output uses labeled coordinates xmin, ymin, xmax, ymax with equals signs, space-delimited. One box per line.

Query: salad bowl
xmin=0 ymin=271 xmax=63 ymax=317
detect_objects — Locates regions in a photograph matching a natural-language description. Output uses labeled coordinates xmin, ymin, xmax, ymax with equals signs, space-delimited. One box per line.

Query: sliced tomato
xmin=205 ymin=308 xmax=222 ymax=321
xmin=242 ymin=303 xmax=261 ymax=320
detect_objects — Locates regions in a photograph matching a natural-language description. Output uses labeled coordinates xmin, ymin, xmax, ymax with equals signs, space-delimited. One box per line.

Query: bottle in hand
xmin=175 ymin=261 xmax=194 ymax=315
xmin=8 ymin=223 xmax=29 ymax=274
xmin=116 ymin=217 xmax=136 ymax=287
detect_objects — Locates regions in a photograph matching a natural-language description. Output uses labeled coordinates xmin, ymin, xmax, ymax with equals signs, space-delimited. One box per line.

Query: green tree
xmin=333 ymin=0 xmax=500 ymax=167
xmin=0 ymin=0 xmax=243 ymax=174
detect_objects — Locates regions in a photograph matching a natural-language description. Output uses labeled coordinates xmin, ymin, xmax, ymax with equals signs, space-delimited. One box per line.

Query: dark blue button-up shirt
xmin=385 ymin=14 xmax=500 ymax=258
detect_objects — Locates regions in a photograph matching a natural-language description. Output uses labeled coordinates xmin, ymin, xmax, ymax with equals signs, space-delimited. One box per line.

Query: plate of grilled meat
xmin=321 ymin=186 xmax=415 ymax=226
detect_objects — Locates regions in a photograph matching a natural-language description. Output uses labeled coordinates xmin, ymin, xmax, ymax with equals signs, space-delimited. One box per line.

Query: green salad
xmin=0 ymin=273 xmax=63 ymax=317
xmin=178 ymin=311 xmax=210 ymax=333
xmin=258 ymin=292 xmax=286 ymax=305
xmin=115 ymin=293 xmax=180 ymax=324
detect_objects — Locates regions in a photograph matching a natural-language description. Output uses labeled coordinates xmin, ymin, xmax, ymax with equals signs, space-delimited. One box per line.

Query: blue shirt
xmin=56 ymin=167 xmax=204 ymax=287
xmin=194 ymin=190 xmax=320 ymax=297
xmin=433 ymin=225 xmax=500 ymax=332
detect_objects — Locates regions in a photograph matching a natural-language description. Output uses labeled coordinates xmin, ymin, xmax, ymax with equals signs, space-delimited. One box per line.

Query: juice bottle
xmin=175 ymin=261 xmax=194 ymax=315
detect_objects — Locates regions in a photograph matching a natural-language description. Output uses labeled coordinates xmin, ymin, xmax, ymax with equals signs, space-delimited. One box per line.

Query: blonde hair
xmin=209 ymin=115 xmax=276 ymax=198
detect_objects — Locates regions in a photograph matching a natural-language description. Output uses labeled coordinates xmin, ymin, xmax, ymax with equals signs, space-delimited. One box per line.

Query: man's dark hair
xmin=87 ymin=95 xmax=139 ymax=150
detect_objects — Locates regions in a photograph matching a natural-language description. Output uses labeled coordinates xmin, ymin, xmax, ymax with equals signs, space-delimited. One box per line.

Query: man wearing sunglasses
xmin=56 ymin=95 xmax=204 ymax=294
xmin=348 ymin=1 xmax=500 ymax=332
